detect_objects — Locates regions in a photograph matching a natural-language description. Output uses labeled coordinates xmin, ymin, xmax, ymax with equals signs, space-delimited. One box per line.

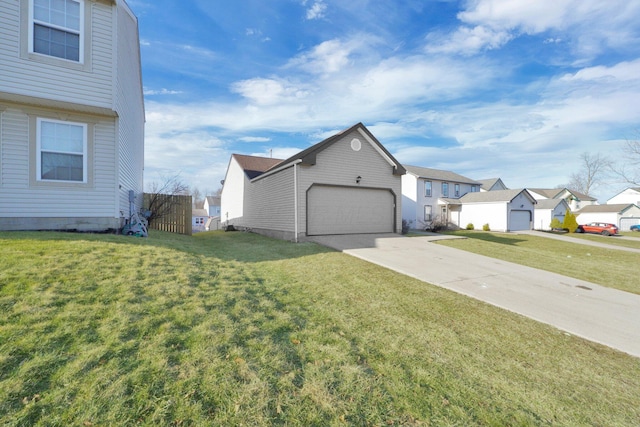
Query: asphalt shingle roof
xmin=404 ymin=165 xmax=480 ymax=185
xmin=233 ymin=154 xmax=283 ymax=179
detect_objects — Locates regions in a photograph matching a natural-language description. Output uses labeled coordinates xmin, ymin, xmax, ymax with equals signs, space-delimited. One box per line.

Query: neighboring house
xmin=192 ymin=208 xmax=209 ymax=233
xmin=441 ymin=189 xmax=536 ymax=232
xmin=0 ymin=0 xmax=144 ymax=231
xmin=607 ymin=187 xmax=640 ymax=206
xmin=204 ymin=196 xmax=221 ymax=217
xmin=402 ymin=165 xmax=481 ymax=230
xmin=576 ymin=204 xmax=640 ymax=231
xmin=528 ymin=188 xmax=597 ymax=212
xmin=220 ymin=123 xmax=406 ymax=241
xmin=478 ymin=178 xmax=508 ymax=192
xmin=534 ymin=199 xmax=570 ymax=230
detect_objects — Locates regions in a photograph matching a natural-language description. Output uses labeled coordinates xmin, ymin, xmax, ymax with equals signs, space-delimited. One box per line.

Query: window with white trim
xmin=455 ymin=184 xmax=460 ymax=197
xmin=37 ymin=118 xmax=87 ymax=182
xmin=30 ymin=0 xmax=83 ymax=62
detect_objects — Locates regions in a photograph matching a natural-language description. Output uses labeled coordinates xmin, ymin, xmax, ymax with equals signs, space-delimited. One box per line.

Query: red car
xmin=576 ymin=222 xmax=618 ymax=236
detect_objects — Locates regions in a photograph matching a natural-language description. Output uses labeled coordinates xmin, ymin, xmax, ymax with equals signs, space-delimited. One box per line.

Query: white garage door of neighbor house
xmin=510 ymin=210 xmax=531 ymax=231
xmin=620 ymin=217 xmax=640 ymax=231
xmin=307 ymin=185 xmax=395 ymax=236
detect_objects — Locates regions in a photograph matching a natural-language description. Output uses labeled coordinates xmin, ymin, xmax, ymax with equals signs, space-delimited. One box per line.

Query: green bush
xmin=466 ymin=223 xmax=474 ymax=230
xmin=483 ymin=223 xmax=491 ymax=231
xmin=562 ymin=209 xmax=579 ymax=233
xmin=549 ymin=218 xmax=563 ymax=230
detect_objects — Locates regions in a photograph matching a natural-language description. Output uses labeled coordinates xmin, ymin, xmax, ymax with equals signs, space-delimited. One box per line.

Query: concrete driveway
xmin=309 ymin=233 xmax=640 ymax=358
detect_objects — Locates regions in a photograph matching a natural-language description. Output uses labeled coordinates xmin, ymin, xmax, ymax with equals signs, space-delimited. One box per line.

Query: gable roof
xmin=477 ymin=178 xmax=507 ymax=190
xmin=560 ymin=188 xmax=597 ymax=202
xmin=459 ymin=189 xmax=536 ymax=204
xmin=232 ymin=154 xmax=283 ymax=179
xmin=404 ymin=165 xmax=480 ymax=185
xmin=534 ymin=198 xmax=569 ymax=210
xmin=527 ymin=188 xmax=597 ymax=202
xmin=607 ymin=187 xmax=640 ymax=201
xmin=192 ymin=208 xmax=209 ymax=217
xmin=269 ymin=122 xmax=405 ymax=176
xmin=577 ymin=203 xmax=639 ymax=214
xmin=527 ymin=188 xmax=562 ymax=198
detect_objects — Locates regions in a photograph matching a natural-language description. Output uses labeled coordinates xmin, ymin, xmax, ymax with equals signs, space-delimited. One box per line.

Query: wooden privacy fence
xmin=143 ymin=193 xmax=192 ymax=235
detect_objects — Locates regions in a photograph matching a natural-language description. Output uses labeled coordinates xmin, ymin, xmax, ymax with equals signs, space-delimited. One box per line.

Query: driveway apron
xmin=311 ymin=234 xmax=640 ymax=358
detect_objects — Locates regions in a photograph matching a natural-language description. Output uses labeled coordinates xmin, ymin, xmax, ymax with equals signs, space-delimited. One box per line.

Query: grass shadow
xmin=443 ymin=230 xmax=526 ymax=246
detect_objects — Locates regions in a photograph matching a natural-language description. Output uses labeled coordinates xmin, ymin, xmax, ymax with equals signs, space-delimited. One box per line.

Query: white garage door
xmin=307 ymin=185 xmax=395 ymax=236
xmin=510 ymin=210 xmax=531 ymax=231
xmin=620 ymin=217 xmax=640 ymax=231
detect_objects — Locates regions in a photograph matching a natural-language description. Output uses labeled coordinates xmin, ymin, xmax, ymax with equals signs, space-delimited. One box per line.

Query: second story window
xmin=31 ymin=0 xmax=83 ymax=62
xmin=425 ymin=181 xmax=432 ymax=197
xmin=442 ymin=182 xmax=449 ymax=197
xmin=455 ymin=184 xmax=460 ymax=197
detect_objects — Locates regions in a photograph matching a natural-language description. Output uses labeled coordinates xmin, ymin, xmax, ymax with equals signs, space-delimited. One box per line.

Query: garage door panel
xmin=510 ymin=210 xmax=531 ymax=231
xmin=308 ymin=186 xmax=394 ymax=235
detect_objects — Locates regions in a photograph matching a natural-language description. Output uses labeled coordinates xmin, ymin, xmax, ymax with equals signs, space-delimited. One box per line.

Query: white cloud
xmin=143 ymin=88 xmax=183 ymax=96
xmin=306 ymin=1 xmax=327 ymax=20
xmin=425 ymin=25 xmax=513 ymax=55
xmin=457 ymin=0 xmax=640 ymax=58
xmin=238 ymin=136 xmax=272 ymax=143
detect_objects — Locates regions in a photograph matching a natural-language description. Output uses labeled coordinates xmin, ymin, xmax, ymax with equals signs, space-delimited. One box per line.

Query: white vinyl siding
xmin=220 ymin=157 xmax=247 ymax=225
xmin=0 ymin=0 xmax=113 ymax=108
xmin=0 ymin=107 xmax=117 ymax=219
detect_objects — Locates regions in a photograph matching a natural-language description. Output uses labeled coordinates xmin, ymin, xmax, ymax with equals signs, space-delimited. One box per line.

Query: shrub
xmin=483 ymin=223 xmax=491 ymax=231
xmin=562 ymin=209 xmax=579 ymax=233
xmin=466 ymin=223 xmax=474 ymax=230
xmin=401 ymin=219 xmax=410 ymax=235
xmin=549 ymin=218 xmax=563 ymax=230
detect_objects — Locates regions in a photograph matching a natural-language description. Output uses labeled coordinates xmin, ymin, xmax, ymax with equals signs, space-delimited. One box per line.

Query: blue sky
xmin=130 ymin=0 xmax=640 ymax=201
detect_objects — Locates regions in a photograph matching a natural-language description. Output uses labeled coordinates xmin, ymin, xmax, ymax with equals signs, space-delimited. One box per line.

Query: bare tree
xmin=145 ymin=174 xmax=190 ymax=226
xmin=190 ymin=186 xmax=204 ymax=207
xmin=566 ymin=152 xmax=611 ymax=196
xmin=611 ymin=134 xmax=640 ymax=186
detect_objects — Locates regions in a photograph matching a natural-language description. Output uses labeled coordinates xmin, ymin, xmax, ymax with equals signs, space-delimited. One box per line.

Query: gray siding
xmin=245 ymin=166 xmax=296 ymax=233
xmin=296 ymin=130 xmax=402 ymax=235
xmin=115 ymin=3 xmax=145 ymax=215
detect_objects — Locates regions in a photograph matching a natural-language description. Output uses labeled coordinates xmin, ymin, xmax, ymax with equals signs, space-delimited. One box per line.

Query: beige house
xmin=220 ymin=123 xmax=405 ymax=241
xmin=0 ymin=0 xmax=144 ymax=231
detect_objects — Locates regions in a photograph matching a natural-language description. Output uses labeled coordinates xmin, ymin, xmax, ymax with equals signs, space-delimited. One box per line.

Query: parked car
xmin=575 ymin=222 xmax=618 ymax=236
xmin=631 ymin=224 xmax=640 ymax=232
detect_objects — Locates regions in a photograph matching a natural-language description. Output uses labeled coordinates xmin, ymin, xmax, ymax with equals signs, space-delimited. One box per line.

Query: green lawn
xmin=1 ymin=231 xmax=639 ymax=426
xmin=438 ymin=231 xmax=639 ymax=295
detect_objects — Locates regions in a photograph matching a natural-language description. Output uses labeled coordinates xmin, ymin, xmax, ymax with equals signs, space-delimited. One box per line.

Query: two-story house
xmin=401 ymin=165 xmax=481 ymax=229
xmin=0 ymin=0 xmax=144 ymax=231
xmin=527 ymin=188 xmax=597 ymax=212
